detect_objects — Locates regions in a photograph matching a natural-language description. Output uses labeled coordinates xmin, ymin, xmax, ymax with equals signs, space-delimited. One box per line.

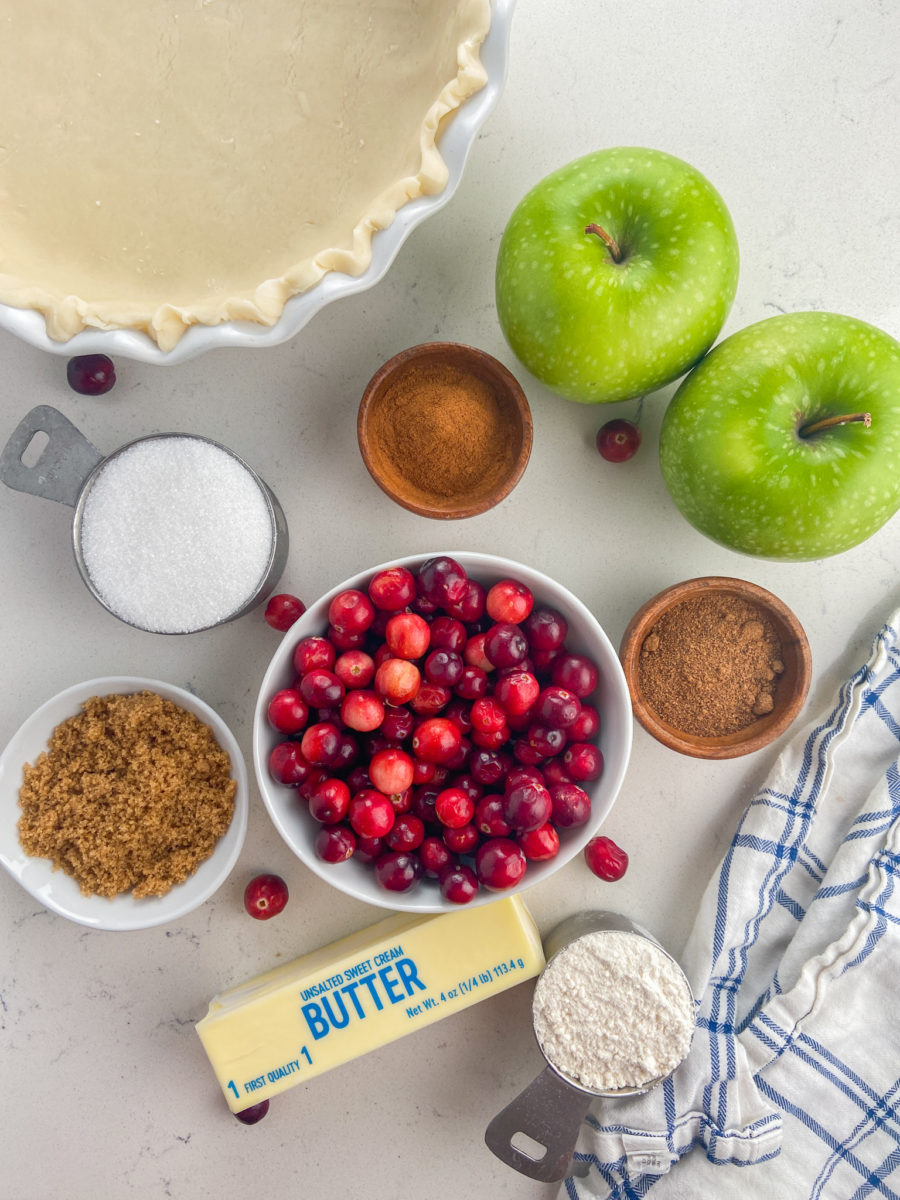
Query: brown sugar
xmin=368 ymin=361 xmax=517 ymax=501
xmin=17 ymin=691 xmax=236 ymax=898
xmin=638 ymin=594 xmax=785 ymax=737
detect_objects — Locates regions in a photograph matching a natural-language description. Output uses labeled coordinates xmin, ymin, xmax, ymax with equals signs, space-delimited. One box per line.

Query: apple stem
xmin=799 ymin=411 xmax=872 ymax=438
xmin=585 ymin=222 xmax=624 ymax=263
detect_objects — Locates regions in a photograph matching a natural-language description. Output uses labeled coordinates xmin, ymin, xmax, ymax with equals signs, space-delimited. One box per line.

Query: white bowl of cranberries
xmin=253 ymin=553 xmax=633 ymax=912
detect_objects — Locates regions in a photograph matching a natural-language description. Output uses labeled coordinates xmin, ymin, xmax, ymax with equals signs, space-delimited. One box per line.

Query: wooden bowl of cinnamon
xmin=357 ymin=342 xmax=533 ymax=519
xmin=619 ymin=576 xmax=812 ymax=759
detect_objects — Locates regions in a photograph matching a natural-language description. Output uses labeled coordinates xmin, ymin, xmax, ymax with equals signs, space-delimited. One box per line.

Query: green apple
xmin=495 ymin=147 xmax=739 ymax=403
xmin=659 ymin=311 xmax=900 ymax=560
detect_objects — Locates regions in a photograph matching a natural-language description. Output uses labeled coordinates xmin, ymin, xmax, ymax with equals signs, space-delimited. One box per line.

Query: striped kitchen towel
xmin=563 ymin=606 xmax=900 ymax=1199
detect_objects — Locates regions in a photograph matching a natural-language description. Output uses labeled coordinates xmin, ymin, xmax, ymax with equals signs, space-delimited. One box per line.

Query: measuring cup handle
xmin=484 ymin=1064 xmax=593 ymax=1183
xmin=0 ymin=405 xmax=104 ymax=508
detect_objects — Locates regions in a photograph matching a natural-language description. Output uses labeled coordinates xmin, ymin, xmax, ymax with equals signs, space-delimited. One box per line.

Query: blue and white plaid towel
xmin=563 ymin=607 xmax=900 ymax=1199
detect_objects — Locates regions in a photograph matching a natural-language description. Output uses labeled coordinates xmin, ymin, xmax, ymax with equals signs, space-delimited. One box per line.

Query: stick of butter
xmin=197 ymin=895 xmax=545 ymax=1111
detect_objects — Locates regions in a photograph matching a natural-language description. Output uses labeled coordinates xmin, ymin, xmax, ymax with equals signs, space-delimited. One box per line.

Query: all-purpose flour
xmin=532 ymin=929 xmax=695 ymax=1092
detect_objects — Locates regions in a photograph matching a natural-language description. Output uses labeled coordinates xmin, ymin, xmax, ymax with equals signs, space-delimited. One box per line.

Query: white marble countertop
xmin=2 ymin=3 xmax=899 ymax=1197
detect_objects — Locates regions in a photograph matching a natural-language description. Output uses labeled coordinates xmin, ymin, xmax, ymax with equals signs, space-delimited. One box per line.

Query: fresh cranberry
xmin=416 ymin=556 xmax=468 ymax=606
xmin=569 ymin=703 xmax=601 ymax=741
xmin=484 ymin=622 xmax=529 ymax=669
xmin=235 ymin=1100 xmax=270 ymax=1125
xmin=439 ymin=863 xmax=479 ymax=904
xmin=452 ymin=773 xmax=483 ymax=802
xmin=475 ymin=794 xmax=512 ymax=836
xmin=368 ymin=566 xmax=417 ymax=611
xmin=411 ymin=759 xmax=436 ymax=786
xmin=443 ymin=822 xmax=479 ymax=853
xmin=470 ymin=696 xmax=508 ymax=735
xmin=243 ymin=873 xmax=289 ymax=919
xmin=388 ymin=786 xmax=413 ymax=814
xmin=468 ymin=748 xmax=511 ymax=787
xmin=374 ymin=658 xmax=421 ymax=705
xmin=523 ymin=607 xmax=568 ymax=652
xmin=308 ymin=777 xmax=351 ymax=824
xmin=268 ymin=741 xmax=312 ymax=786
xmin=549 ymin=782 xmax=592 ymax=828
xmin=504 ymin=765 xmax=544 ymax=792
xmin=374 ymin=851 xmax=423 ymax=893
xmin=264 ymin=593 xmax=306 ymax=631
xmin=409 ymin=681 xmax=452 ymax=717
xmin=486 ymin=579 xmax=534 ymax=625
xmin=334 ymin=650 xmax=376 ymax=689
xmin=434 ymin=787 xmax=475 ymax=829
xmin=300 ymin=721 xmax=343 ymax=766
xmin=349 ymin=789 xmax=395 ymax=838
xmin=475 ymin=838 xmax=527 ymax=890
xmin=471 ymin=725 xmax=509 ymax=751
xmin=327 ymin=625 xmax=367 ymax=652
xmin=541 ymin=758 xmax=571 ymax=786
xmin=584 ymin=835 xmax=629 ymax=881
xmin=424 ymin=648 xmax=464 ymax=687
xmin=385 ymin=611 xmax=431 ymax=659
xmin=502 ymin=781 xmax=552 ymax=832
xmin=463 ymin=632 xmax=494 ymax=672
xmin=293 ymin=636 xmax=335 ymax=676
xmin=444 ymin=697 xmax=474 ymax=734
xmin=444 ymin=578 xmax=486 ymax=623
xmin=518 ymin=823 xmax=561 ymax=861
xmin=355 ymin=835 xmax=384 ymax=864
xmin=420 ymin=836 xmax=454 ymax=876
xmin=328 ymin=588 xmax=375 ymax=635
xmin=562 ymin=742 xmax=604 ymax=782
xmin=428 ymin=616 xmax=467 ymax=651
xmin=522 ymin=723 xmax=567 ymax=758
xmin=299 ymin=668 xmax=345 ymax=708
xmin=380 ymin=706 xmax=415 ymax=742
xmin=386 ymin=813 xmax=426 ymax=852
xmin=455 ymin=665 xmax=488 ymax=701
xmin=552 ymin=654 xmax=600 ymax=698
xmin=535 ymin=686 xmax=582 ymax=729
xmin=315 ymin=825 xmax=356 ymax=863
xmin=368 ymin=747 xmax=414 ymax=796
xmin=267 ymin=688 xmax=309 ymax=734
xmin=596 ymin=418 xmax=641 ymax=463
xmin=66 ymin=353 xmax=116 ymax=395
xmin=412 ymin=717 xmax=462 ymax=764
xmin=512 ymin=738 xmax=546 ymax=766
xmin=340 ymin=689 xmax=385 ymax=732
xmin=493 ymin=670 xmax=540 ymax=717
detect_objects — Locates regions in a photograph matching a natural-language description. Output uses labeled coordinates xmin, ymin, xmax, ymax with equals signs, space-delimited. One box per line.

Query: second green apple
xmin=495 ymin=147 xmax=739 ymax=403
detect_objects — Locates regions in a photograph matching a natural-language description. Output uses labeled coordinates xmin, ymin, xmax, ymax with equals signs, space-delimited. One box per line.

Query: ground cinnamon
xmin=638 ymin=593 xmax=785 ymax=737
xmin=368 ymin=361 xmax=517 ymax=502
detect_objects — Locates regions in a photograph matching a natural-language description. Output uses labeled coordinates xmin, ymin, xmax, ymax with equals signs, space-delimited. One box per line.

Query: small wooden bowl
xmin=357 ymin=342 xmax=532 ymax=519
xmin=619 ymin=576 xmax=812 ymax=759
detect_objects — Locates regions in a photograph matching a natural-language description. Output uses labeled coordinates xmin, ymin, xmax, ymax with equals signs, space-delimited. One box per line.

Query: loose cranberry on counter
xmin=243 ymin=874 xmax=289 ymax=920
xmin=67 ymin=353 xmax=116 ymax=395
xmin=584 ymin=835 xmax=629 ymax=881
xmin=264 ymin=593 xmax=306 ymax=631
xmin=596 ymin=417 xmax=641 ymax=463
xmin=235 ymin=1100 xmax=270 ymax=1125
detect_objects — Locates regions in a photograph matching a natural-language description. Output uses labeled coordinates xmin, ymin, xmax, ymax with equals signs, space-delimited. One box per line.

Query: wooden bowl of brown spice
xmin=357 ymin=342 xmax=533 ymax=519
xmin=619 ymin=577 xmax=812 ymax=759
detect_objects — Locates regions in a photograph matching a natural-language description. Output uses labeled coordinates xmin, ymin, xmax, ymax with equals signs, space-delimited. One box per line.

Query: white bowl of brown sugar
xmin=619 ymin=577 xmax=812 ymax=760
xmin=0 ymin=677 xmax=248 ymax=930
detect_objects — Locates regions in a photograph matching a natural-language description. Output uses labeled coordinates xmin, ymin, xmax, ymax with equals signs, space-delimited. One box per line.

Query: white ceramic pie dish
xmin=0 ymin=677 xmax=248 ymax=930
xmin=0 ymin=0 xmax=515 ymax=366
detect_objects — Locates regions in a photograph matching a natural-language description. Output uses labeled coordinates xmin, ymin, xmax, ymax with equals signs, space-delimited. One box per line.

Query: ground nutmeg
xmin=365 ymin=360 xmax=519 ymax=505
xmin=638 ymin=592 xmax=785 ymax=738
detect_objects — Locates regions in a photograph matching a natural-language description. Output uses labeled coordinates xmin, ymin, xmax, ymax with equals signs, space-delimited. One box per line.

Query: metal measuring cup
xmin=0 ymin=405 xmax=289 ymax=633
xmin=484 ymin=911 xmax=695 ymax=1183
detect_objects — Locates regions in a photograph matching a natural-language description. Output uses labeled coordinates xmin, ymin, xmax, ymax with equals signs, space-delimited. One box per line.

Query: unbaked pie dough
xmin=0 ymin=0 xmax=491 ymax=349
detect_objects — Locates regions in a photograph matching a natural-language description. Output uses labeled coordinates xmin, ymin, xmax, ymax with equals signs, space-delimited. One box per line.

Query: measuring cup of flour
xmin=484 ymin=911 xmax=695 ymax=1183
xmin=0 ymin=406 xmax=289 ymax=634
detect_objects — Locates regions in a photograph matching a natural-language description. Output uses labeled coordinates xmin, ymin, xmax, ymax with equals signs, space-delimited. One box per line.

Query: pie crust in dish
xmin=0 ymin=1 xmax=491 ymax=351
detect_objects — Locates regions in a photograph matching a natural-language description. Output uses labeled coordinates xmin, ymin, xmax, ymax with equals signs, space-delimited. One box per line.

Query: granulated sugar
xmin=79 ymin=437 xmax=273 ymax=633
xmin=532 ymin=929 xmax=695 ymax=1092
